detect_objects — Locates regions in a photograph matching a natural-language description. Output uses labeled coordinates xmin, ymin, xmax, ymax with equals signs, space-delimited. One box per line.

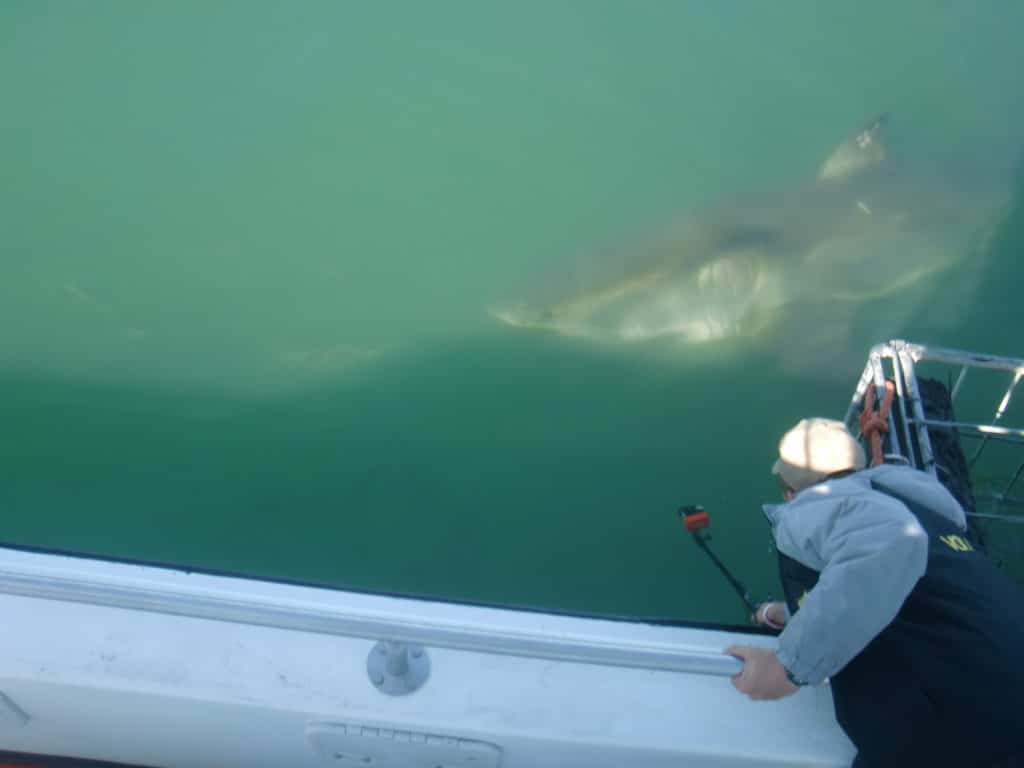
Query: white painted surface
xmin=0 ymin=548 xmax=855 ymax=767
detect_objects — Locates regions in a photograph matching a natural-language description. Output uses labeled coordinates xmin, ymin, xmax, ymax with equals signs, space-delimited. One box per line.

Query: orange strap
xmin=859 ymin=379 xmax=895 ymax=466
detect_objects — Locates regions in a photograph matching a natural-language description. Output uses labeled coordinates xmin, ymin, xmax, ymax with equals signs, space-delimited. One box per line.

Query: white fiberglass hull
xmin=0 ymin=548 xmax=854 ymax=767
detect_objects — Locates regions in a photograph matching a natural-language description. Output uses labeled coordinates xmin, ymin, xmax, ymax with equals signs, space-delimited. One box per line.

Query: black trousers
xmin=852 ymin=749 xmax=1024 ymax=768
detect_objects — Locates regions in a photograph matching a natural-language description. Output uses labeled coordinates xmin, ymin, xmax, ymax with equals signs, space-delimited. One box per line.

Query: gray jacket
xmin=762 ymin=464 xmax=967 ymax=686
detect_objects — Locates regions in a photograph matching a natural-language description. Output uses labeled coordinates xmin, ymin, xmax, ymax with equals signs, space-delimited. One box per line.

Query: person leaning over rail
xmin=725 ymin=418 xmax=1024 ymax=768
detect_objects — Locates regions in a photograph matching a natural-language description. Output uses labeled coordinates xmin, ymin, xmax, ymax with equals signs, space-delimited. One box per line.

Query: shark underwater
xmin=490 ymin=114 xmax=1010 ymax=354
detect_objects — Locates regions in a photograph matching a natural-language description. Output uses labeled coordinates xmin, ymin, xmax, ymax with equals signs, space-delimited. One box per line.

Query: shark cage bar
xmin=844 ymin=339 xmax=1024 ymax=583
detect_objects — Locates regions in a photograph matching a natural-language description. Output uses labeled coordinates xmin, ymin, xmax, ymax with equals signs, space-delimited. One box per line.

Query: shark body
xmin=491 ymin=115 xmax=1009 ymax=350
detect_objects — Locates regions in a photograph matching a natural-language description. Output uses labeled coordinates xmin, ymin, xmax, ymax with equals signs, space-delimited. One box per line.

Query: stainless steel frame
xmin=844 ymin=339 xmax=1024 ymax=523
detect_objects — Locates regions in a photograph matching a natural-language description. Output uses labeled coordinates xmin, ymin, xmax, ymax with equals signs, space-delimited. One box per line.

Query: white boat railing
xmin=0 ymin=550 xmax=743 ymax=678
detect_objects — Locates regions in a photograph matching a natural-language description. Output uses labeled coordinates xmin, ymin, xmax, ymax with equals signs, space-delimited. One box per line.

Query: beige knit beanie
xmin=772 ymin=418 xmax=866 ymax=492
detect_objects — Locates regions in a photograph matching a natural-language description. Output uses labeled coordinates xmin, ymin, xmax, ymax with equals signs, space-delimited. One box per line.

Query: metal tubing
xmin=897 ymin=347 xmax=937 ymax=474
xmin=970 ymin=369 xmax=1024 ymax=467
xmin=1002 ymin=462 xmax=1024 ymax=500
xmin=912 ymin=419 xmax=1024 ymax=441
xmin=0 ymin=564 xmax=744 ymax=678
xmin=896 ymin=341 xmax=1024 ymax=374
xmin=951 ymin=366 xmax=969 ymax=401
xmin=889 ymin=349 xmax=917 ymax=467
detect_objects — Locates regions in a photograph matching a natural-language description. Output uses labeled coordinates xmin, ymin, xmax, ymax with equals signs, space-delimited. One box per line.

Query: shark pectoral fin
xmin=817 ymin=113 xmax=889 ymax=182
xmin=489 ymin=302 xmax=603 ymax=340
xmin=490 ymin=304 xmax=557 ymax=329
xmin=827 ymin=258 xmax=953 ymax=303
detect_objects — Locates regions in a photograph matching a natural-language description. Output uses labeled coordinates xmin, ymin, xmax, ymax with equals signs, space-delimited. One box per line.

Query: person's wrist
xmin=774 ymin=647 xmax=807 ymax=688
xmin=783 ymin=665 xmax=807 ymax=687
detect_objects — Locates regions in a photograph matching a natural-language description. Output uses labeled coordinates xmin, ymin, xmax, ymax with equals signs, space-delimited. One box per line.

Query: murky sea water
xmin=2 ymin=2 xmax=1023 ymax=623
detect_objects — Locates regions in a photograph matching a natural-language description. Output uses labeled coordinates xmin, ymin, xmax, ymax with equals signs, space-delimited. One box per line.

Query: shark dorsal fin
xmin=817 ymin=113 xmax=889 ymax=182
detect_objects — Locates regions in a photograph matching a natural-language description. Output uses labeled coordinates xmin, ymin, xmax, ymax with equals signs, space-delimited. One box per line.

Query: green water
xmin=2 ymin=2 xmax=1023 ymax=623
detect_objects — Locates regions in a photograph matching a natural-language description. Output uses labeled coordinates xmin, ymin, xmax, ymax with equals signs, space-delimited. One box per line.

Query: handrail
xmin=0 ymin=558 xmax=744 ymax=678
